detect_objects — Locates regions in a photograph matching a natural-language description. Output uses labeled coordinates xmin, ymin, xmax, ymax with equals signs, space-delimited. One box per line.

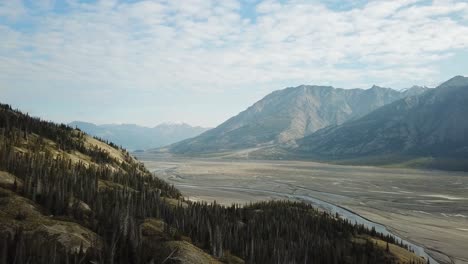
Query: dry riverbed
xmin=136 ymin=153 xmax=468 ymax=264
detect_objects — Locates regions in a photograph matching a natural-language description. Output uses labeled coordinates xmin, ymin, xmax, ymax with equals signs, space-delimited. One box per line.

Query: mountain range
xmin=69 ymin=121 xmax=210 ymax=151
xmin=165 ymin=84 xmax=428 ymax=154
xmin=293 ymin=76 xmax=468 ymax=169
xmin=160 ymin=76 xmax=468 ymax=170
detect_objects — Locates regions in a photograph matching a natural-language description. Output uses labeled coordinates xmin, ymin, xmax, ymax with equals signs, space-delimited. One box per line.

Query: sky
xmin=0 ymin=0 xmax=468 ymax=127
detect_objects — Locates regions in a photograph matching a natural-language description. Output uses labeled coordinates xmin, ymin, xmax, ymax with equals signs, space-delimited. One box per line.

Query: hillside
xmin=294 ymin=76 xmax=468 ymax=170
xmin=165 ymin=85 xmax=427 ymax=154
xmin=69 ymin=121 xmax=209 ymax=151
xmin=0 ymin=103 xmax=427 ymax=264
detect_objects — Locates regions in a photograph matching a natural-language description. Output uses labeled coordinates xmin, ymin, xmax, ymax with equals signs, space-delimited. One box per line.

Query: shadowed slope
xmin=296 ymin=76 xmax=468 ymax=164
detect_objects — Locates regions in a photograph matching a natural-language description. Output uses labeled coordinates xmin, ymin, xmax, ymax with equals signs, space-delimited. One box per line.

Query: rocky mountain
xmin=69 ymin=121 xmax=209 ymax=151
xmin=295 ymin=76 xmax=468 ymax=166
xmin=166 ymin=85 xmax=428 ymax=154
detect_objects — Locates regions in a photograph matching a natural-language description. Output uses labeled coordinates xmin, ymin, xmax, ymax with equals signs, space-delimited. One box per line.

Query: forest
xmin=0 ymin=103 xmax=427 ymax=264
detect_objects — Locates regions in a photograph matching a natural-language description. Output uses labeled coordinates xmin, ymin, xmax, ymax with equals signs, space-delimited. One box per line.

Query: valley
xmin=4 ymin=1 xmax=468 ymax=263
xmin=3 ymin=103 xmax=420 ymax=264
xmin=137 ymin=152 xmax=468 ymax=264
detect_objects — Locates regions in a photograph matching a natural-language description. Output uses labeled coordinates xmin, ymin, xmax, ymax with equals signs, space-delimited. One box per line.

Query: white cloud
xmin=256 ymin=0 xmax=283 ymax=14
xmin=0 ymin=0 xmax=26 ymax=20
xmin=1 ymin=0 xmax=468 ymax=99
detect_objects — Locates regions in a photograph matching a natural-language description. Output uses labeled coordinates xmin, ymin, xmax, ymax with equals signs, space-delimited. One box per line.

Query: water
xmin=294 ymin=195 xmax=438 ymax=264
xmin=177 ymin=184 xmax=439 ymax=264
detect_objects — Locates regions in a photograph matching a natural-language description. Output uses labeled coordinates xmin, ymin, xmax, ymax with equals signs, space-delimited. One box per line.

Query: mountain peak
xmin=157 ymin=121 xmax=188 ymax=127
xmin=370 ymin=85 xmax=390 ymax=90
xmin=167 ymin=83 xmax=428 ymax=154
xmin=399 ymin=85 xmax=430 ymax=96
xmin=290 ymin=85 xmax=334 ymax=92
xmin=439 ymin=75 xmax=468 ymax=88
xmin=409 ymin=85 xmax=427 ymax=89
xmin=69 ymin=121 xmax=98 ymax=129
xmin=69 ymin=121 xmax=210 ymax=150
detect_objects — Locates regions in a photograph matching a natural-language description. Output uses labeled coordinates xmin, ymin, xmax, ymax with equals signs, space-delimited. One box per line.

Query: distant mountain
xmin=294 ymin=76 xmax=468 ymax=167
xmin=69 ymin=121 xmax=210 ymax=151
xmin=166 ymin=85 xmax=428 ymax=154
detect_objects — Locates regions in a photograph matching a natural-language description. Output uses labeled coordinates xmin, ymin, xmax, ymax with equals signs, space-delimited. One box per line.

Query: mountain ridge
xmin=164 ymin=84 xmax=429 ymax=154
xmin=69 ymin=121 xmax=210 ymax=151
xmin=289 ymin=76 xmax=468 ymax=170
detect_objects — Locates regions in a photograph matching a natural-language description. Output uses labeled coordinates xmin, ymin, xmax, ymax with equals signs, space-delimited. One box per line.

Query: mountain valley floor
xmin=136 ymin=153 xmax=468 ymax=264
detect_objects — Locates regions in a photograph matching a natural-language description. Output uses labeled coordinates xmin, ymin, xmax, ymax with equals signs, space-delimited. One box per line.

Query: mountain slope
xmin=0 ymin=103 xmax=427 ymax=264
xmin=69 ymin=121 xmax=210 ymax=151
xmin=166 ymin=85 xmax=428 ymax=154
xmin=0 ymin=103 xmax=220 ymax=263
xmin=295 ymin=76 xmax=468 ymax=167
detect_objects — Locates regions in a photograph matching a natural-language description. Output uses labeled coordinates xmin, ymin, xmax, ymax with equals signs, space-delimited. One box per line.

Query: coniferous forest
xmin=0 ymin=103 xmax=427 ymax=264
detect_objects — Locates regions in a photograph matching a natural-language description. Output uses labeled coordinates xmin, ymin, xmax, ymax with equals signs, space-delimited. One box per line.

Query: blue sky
xmin=1 ymin=0 xmax=468 ymax=127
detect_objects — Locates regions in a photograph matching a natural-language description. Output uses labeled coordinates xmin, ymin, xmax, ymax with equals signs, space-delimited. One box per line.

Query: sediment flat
xmin=137 ymin=153 xmax=468 ymax=264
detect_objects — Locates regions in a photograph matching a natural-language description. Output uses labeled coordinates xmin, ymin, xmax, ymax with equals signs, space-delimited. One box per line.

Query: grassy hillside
xmin=0 ymin=103 xmax=427 ymax=264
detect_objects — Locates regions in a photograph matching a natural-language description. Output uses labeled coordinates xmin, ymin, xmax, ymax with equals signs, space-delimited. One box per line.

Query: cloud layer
xmin=1 ymin=0 xmax=468 ymax=126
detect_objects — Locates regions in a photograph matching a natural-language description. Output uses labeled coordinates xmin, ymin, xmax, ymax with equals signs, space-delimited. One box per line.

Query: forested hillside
xmin=0 ymin=103 xmax=427 ymax=264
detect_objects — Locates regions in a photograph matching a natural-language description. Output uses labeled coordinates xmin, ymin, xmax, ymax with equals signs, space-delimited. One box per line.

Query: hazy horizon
xmin=0 ymin=80 xmax=447 ymax=128
xmin=1 ymin=0 xmax=468 ymax=127
xmin=69 ymin=119 xmax=211 ymax=128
